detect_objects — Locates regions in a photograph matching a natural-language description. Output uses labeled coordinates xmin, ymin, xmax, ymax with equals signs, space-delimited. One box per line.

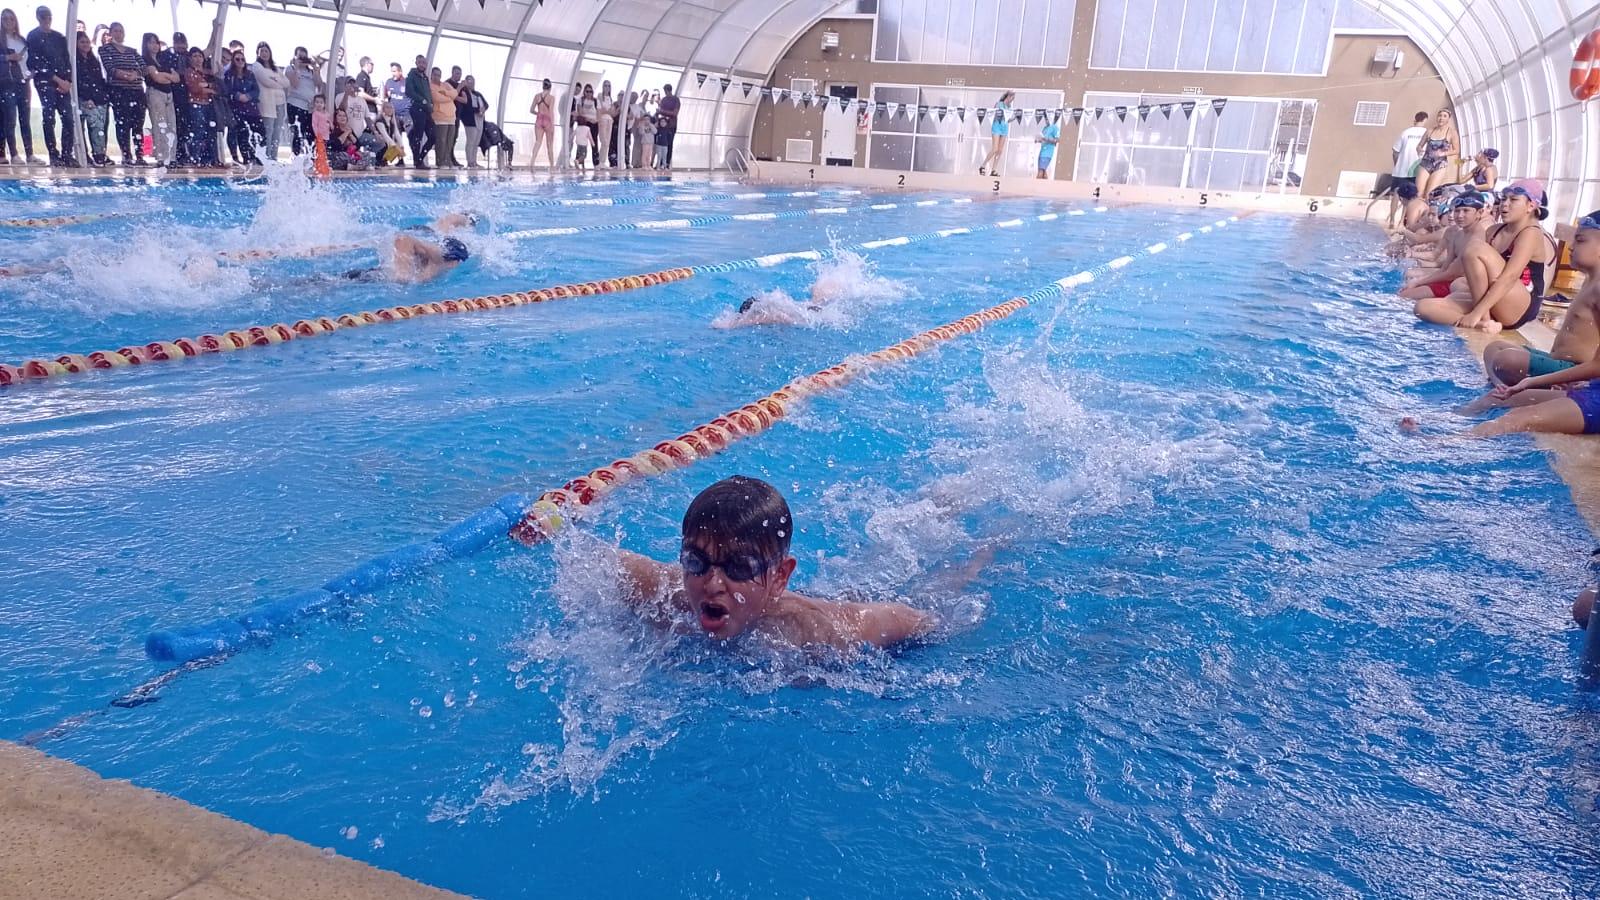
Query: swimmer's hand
xmin=1492 ymin=379 xmax=1531 ymax=400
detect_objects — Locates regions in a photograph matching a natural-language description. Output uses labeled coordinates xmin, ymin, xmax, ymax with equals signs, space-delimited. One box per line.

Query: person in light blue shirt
xmin=979 ymin=90 xmax=1014 ymax=177
xmin=1036 ymin=119 xmax=1060 ymax=179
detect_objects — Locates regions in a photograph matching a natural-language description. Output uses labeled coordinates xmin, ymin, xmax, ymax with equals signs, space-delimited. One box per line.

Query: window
xmin=1352 ymin=101 xmax=1389 ymax=126
xmin=1073 ymin=90 xmax=1318 ymax=193
xmin=1090 ymin=0 xmax=1338 ymax=75
xmin=875 ymin=0 xmax=1076 ymax=67
xmin=866 ymin=84 xmax=1066 ymax=177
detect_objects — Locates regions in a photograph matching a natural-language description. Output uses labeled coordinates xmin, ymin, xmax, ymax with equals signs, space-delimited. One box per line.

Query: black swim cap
xmin=738 ymin=297 xmax=755 ymax=314
xmin=1396 ymin=181 xmax=1418 ymax=200
xmin=440 ymin=237 xmax=470 ymax=262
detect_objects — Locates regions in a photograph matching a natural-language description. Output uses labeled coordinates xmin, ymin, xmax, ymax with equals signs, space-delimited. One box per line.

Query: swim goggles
xmin=1500 ymin=185 xmax=1544 ymax=205
xmin=1578 ymin=213 xmax=1600 ymax=232
xmin=1450 ymin=193 xmax=1487 ymax=210
xmin=679 ymin=545 xmax=773 ymax=583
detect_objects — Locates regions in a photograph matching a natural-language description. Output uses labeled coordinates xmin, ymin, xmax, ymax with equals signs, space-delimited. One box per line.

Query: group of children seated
xmin=1387 ymin=174 xmax=1600 ymax=630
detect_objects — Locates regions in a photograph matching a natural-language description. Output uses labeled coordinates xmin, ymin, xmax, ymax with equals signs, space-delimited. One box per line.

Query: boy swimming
xmin=340 ymin=233 xmax=471 ymax=284
xmin=612 ymin=476 xmax=934 ymax=650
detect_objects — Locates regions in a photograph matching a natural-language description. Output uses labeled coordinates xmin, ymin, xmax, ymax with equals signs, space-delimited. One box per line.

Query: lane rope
xmin=140 ymin=214 xmax=1237 ymax=666
xmin=503 ymin=196 xmax=972 ymax=239
xmin=0 ymin=211 xmax=135 ymax=228
xmin=1 ymin=205 xmax=1103 ymax=390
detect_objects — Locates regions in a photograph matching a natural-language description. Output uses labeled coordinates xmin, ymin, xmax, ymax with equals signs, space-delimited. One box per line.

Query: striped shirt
xmin=98 ymin=42 xmax=144 ymax=92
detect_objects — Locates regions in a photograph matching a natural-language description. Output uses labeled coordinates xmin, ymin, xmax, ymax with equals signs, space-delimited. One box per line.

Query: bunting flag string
xmin=695 ymin=73 xmax=707 ymax=89
xmin=1093 ymin=107 xmax=1104 ymax=120
xmin=916 ymin=104 xmax=929 ymax=120
xmin=1211 ymin=97 xmax=1228 ymax=117
xmin=1071 ymin=107 xmax=1084 ymax=124
xmin=718 ymin=77 xmax=731 ymax=95
xmin=1034 ymin=109 xmax=1046 ymax=124
xmin=1051 ymin=109 xmax=1062 ymax=124
xmin=1181 ymin=100 xmax=1196 ymax=118
xmin=976 ymin=107 xmax=988 ymax=123
xmin=875 ymin=101 xmax=887 ymax=117
xmin=1137 ymin=104 xmax=1150 ymax=121
xmin=936 ymin=105 xmax=947 ymax=122
xmin=1160 ymin=103 xmax=1173 ymax=119
xmin=956 ymin=107 xmax=966 ymax=122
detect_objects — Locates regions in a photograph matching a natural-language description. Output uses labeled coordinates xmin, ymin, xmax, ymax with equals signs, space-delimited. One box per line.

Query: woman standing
xmin=979 ymin=90 xmax=1014 ymax=176
xmin=181 ymin=47 xmax=218 ymax=168
xmin=573 ymin=82 xmax=598 ymax=167
xmin=74 ymin=30 xmax=109 ymax=165
xmin=0 ymin=8 xmax=25 ymax=164
xmin=457 ymin=74 xmax=487 ymax=169
xmin=251 ymin=42 xmax=288 ymax=163
xmin=1467 ymin=148 xmax=1499 ymax=190
xmin=140 ymin=32 xmax=179 ymax=165
xmin=528 ymin=77 xmax=555 ymax=169
xmin=98 ymin=23 xmax=145 ymax=165
xmin=1413 ymin=108 xmax=1459 ymax=199
xmin=428 ymin=66 xmax=457 ymax=168
xmin=284 ymin=46 xmax=319 ymax=157
xmin=222 ymin=47 xmax=262 ymax=164
xmin=596 ymin=80 xmax=615 ymax=169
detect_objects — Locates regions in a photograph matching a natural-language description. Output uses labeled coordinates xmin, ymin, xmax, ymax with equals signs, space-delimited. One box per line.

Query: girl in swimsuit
xmin=1468 ymin=148 xmax=1498 ymax=189
xmin=1414 ymin=108 xmax=1459 ymax=198
xmin=529 ymin=78 xmax=556 ymax=169
xmin=979 ymin=91 xmax=1014 ymax=177
xmin=1414 ymin=180 xmax=1554 ymax=332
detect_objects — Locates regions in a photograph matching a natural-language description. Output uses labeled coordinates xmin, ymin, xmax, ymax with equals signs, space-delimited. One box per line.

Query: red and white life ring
xmin=1573 ymin=29 xmax=1600 ymax=102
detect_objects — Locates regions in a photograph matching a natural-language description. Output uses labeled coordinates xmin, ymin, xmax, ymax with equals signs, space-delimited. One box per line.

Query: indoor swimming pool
xmin=2 ymin=173 xmax=1596 ymax=897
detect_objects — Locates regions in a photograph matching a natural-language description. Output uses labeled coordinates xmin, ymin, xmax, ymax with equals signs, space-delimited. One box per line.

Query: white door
xmin=820 ymin=84 xmax=858 ymax=166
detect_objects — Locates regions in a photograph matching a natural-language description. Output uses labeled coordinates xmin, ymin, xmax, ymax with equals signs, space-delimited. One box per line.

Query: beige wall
xmin=752 ymin=11 xmax=1452 ymax=196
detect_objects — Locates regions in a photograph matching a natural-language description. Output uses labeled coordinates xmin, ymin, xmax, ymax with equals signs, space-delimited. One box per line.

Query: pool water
xmin=2 ymin=173 xmax=1597 ymax=898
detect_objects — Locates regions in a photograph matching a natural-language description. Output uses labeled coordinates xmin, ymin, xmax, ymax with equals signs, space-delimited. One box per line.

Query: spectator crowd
xmin=0 ymin=5 xmax=683 ymax=172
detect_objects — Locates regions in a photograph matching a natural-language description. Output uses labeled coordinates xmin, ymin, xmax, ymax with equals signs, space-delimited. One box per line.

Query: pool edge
xmin=0 ymin=740 xmax=468 ymax=900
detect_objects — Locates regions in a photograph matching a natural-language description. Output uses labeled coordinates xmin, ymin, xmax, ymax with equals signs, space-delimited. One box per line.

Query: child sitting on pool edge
xmin=613 ymin=476 xmax=934 ymax=650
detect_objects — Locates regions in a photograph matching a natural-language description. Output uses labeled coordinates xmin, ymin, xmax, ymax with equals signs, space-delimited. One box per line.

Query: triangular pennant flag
xmin=1114 ymin=106 xmax=1127 ymax=121
xmin=916 ymin=104 xmax=929 ymax=119
xmin=976 ymin=108 xmax=988 ymax=123
xmin=1211 ymin=98 xmax=1227 ymax=116
xmin=695 ymin=72 xmax=707 ymax=89
xmin=1051 ymin=109 xmax=1062 ymax=124
xmin=718 ymin=77 xmax=731 ymax=95
xmin=956 ymin=107 xmax=966 ymax=122
xmin=779 ymin=88 xmax=790 ymax=104
xmin=886 ymin=101 xmax=900 ymax=118
xmin=1181 ymin=100 xmax=1196 ymax=118
xmin=1013 ymin=108 xmax=1024 ymax=123
xmin=1160 ymin=103 xmax=1173 ymax=119
xmin=1034 ymin=109 xmax=1045 ymax=124
xmin=875 ymin=101 xmax=887 ymax=117
xmin=742 ymin=82 xmax=753 ymax=99
xmin=1070 ymin=107 xmax=1084 ymax=124
xmin=1093 ymin=107 xmax=1104 ymax=120
xmin=1137 ymin=104 xmax=1151 ymax=121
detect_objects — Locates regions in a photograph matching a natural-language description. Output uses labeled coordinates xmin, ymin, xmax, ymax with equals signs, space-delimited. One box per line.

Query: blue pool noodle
xmin=144 ymin=493 xmax=536 ymax=664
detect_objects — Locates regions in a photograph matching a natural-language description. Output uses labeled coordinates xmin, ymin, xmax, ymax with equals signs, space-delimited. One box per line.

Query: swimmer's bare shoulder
xmin=617 ymin=549 xmax=691 ymax=622
xmin=770 ymin=592 xmax=934 ymax=650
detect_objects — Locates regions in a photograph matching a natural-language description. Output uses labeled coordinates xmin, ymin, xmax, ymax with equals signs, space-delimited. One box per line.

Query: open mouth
xmin=699 ymin=601 xmax=730 ymax=632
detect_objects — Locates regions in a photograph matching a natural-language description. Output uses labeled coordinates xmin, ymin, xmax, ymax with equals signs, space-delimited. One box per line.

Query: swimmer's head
xmin=440 ymin=237 xmax=470 ymax=263
xmin=1395 ymin=181 xmax=1418 ymax=201
xmin=738 ymin=297 xmax=756 ymax=314
xmin=679 ymin=476 xmax=796 ymax=640
xmin=1573 ymin=210 xmax=1600 ymax=270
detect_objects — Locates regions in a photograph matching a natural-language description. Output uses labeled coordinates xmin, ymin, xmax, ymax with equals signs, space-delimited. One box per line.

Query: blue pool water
xmin=2 ymin=173 xmax=1597 ymax=897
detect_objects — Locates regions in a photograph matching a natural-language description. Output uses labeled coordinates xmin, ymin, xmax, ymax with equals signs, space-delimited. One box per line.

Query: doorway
xmin=821 ymin=83 xmax=858 ymax=166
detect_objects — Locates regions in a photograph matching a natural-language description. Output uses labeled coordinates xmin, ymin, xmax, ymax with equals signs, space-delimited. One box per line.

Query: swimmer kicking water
xmin=613 ymin=476 xmax=935 ymax=651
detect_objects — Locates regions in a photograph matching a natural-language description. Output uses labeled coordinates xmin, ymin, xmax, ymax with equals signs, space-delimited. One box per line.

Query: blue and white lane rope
xmin=503 ymin=196 xmax=974 ymax=239
xmin=142 ymin=214 xmax=1239 ymax=666
xmin=503 ymin=187 xmax=864 ymax=208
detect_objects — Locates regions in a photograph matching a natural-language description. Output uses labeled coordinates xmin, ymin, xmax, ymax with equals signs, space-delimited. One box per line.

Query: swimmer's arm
xmin=849 ymin=601 xmax=935 ymax=649
xmin=617 ymin=549 xmax=686 ymax=611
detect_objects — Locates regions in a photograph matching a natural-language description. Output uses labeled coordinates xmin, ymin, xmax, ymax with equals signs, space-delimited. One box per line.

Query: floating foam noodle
xmin=144 ymin=493 xmax=534 ymax=663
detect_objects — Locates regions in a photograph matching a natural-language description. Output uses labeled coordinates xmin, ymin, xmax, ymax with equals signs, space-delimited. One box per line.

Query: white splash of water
xmin=712 ymin=248 xmax=908 ymax=330
xmin=245 ymin=156 xmax=381 ymax=251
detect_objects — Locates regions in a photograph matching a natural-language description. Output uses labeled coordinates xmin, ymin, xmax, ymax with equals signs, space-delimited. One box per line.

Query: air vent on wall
xmin=791 ymin=78 xmax=817 ymax=95
xmin=785 ymin=139 xmax=815 ymax=163
xmin=1353 ymin=100 xmax=1389 ymax=126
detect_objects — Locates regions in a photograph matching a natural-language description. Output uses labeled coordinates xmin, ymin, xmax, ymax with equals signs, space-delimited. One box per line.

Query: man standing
xmin=404 ymin=54 xmax=433 ymax=167
xmin=384 ymin=61 xmax=409 ymax=162
xmin=26 ymin=6 xmax=74 ymax=165
xmin=166 ymin=32 xmax=193 ymax=165
xmin=99 ymin=22 xmax=146 ymax=165
xmin=1383 ymin=111 xmax=1429 ymax=226
xmin=655 ymin=82 xmax=679 ymax=170
xmin=355 ymin=56 xmax=378 ymax=114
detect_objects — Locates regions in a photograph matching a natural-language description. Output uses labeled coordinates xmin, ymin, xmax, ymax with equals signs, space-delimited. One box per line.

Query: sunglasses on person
xmin=679 ymin=545 xmax=773 ymax=582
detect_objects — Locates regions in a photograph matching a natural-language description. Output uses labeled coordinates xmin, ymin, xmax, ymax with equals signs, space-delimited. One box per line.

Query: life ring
xmin=1572 ymin=29 xmax=1600 ymax=102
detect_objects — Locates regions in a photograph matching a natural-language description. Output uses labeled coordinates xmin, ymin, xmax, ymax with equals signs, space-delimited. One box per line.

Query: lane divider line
xmin=140 ymin=214 xmax=1238 ymax=666
xmin=0 ymin=211 xmax=136 ymax=228
xmin=498 ymin=187 xmax=864 ymax=209
xmin=0 ymin=205 xmax=1104 ymax=390
xmin=502 ymin=196 xmax=971 ymax=240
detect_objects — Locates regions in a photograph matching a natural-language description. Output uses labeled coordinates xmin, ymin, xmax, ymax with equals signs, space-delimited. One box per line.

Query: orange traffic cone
xmin=313 ymin=136 xmax=331 ymax=179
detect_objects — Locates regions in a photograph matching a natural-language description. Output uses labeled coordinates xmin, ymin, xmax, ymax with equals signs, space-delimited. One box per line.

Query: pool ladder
xmin=725 ymin=146 xmax=755 ymax=176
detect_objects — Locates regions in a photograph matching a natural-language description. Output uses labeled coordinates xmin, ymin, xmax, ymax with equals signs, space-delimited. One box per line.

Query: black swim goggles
xmin=679 ymin=545 xmax=773 ymax=582
xmin=1500 ymin=185 xmax=1543 ymax=205
xmin=1450 ymin=192 xmax=1487 ymax=210
xmin=1579 ymin=213 xmax=1600 ymax=232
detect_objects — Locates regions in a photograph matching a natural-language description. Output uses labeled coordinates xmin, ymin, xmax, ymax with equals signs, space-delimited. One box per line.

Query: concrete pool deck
xmin=0 ymin=741 xmax=464 ymax=900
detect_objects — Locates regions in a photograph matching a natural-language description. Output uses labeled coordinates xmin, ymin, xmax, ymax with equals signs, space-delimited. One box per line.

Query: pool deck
xmin=0 ymin=741 xmax=464 ymax=900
